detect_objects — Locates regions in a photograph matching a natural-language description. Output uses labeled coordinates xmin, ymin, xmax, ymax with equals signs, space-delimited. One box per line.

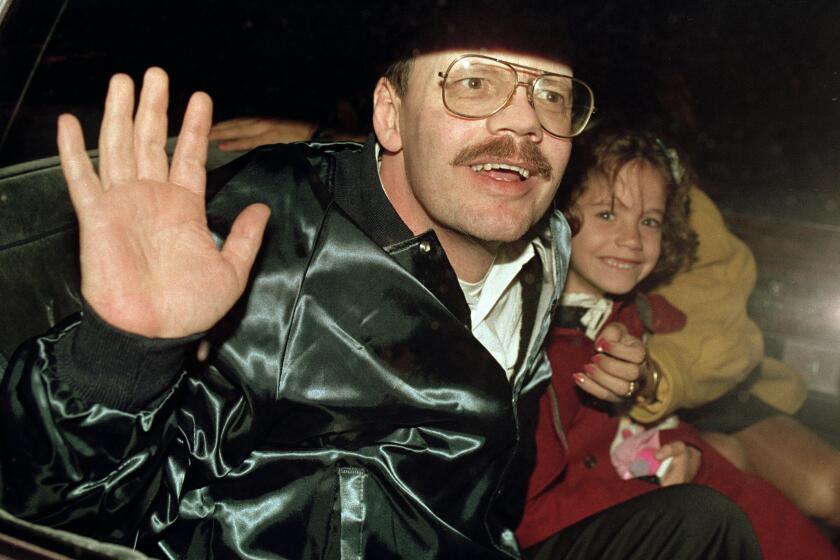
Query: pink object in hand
xmin=611 ymin=424 xmax=663 ymax=480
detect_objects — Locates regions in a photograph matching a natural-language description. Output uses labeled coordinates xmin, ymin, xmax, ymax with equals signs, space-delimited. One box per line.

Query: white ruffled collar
xmin=560 ymin=292 xmax=613 ymax=340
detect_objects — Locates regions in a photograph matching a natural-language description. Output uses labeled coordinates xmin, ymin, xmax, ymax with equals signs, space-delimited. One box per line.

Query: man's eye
xmin=537 ymin=90 xmax=565 ymax=105
xmin=458 ymin=77 xmax=485 ymax=90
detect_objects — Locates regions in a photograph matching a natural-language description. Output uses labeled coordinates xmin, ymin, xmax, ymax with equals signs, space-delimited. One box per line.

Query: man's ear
xmin=372 ymin=77 xmax=402 ymax=153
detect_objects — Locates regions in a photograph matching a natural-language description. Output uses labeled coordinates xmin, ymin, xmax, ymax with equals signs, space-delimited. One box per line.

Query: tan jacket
xmin=630 ymin=188 xmax=807 ymax=423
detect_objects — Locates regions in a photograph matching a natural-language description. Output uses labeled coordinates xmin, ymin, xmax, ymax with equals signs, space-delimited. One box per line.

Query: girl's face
xmin=565 ymin=159 xmax=667 ymax=297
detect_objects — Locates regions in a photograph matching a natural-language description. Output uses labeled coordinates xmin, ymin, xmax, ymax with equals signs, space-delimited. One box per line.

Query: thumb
xmin=221 ymin=203 xmax=271 ymax=290
xmin=656 ymin=441 xmax=685 ymax=461
xmin=598 ymin=322 xmax=629 ymax=345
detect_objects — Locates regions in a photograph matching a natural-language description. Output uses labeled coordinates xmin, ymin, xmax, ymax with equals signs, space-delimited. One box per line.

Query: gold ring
xmin=624 ymin=380 xmax=636 ymax=399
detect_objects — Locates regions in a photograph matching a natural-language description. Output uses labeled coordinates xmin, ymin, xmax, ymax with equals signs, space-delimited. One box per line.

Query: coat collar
xmin=332 ymin=136 xmax=471 ymax=326
xmin=332 ymin=135 xmax=413 ymax=248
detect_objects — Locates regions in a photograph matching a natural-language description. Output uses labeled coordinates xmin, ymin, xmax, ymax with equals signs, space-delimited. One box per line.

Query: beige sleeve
xmin=630 ymin=187 xmax=765 ymax=423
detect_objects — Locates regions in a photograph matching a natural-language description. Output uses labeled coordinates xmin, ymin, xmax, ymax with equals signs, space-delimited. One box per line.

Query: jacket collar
xmin=331 ymin=136 xmax=472 ymax=326
xmin=332 ymin=135 xmax=414 ymax=248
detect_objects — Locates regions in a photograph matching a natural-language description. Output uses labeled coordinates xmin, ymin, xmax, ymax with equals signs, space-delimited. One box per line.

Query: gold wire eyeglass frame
xmin=437 ymin=54 xmax=597 ymax=138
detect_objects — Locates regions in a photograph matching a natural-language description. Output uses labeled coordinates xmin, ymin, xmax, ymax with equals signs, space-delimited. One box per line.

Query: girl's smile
xmin=564 ymin=159 xmax=667 ymax=297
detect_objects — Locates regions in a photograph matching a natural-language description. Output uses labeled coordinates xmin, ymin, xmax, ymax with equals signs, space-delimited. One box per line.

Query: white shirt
xmin=376 ymin=142 xmax=555 ymax=381
xmin=460 ymin=238 xmax=555 ymax=381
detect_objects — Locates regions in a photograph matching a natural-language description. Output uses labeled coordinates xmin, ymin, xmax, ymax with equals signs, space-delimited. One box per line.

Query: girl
xmin=516 ymin=129 xmax=838 ymax=559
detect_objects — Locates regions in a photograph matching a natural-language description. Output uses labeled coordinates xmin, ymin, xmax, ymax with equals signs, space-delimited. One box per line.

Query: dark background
xmin=2 ymin=0 xmax=838 ymax=225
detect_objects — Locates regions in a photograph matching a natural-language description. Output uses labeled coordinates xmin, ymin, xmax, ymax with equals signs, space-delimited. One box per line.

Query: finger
xmin=209 ymin=123 xmax=259 ymax=141
xmin=217 ymin=136 xmax=270 ymax=152
xmin=591 ymin=352 xmax=641 ymax=382
xmin=685 ymin=446 xmax=702 ymax=480
xmin=251 ymin=125 xmax=314 ymax=145
xmin=596 ymin=340 xmax=646 ymax=366
xmin=596 ymin=328 xmax=646 ymax=364
xmin=134 ymin=67 xmax=170 ymax=182
xmin=597 ymin=322 xmax=628 ymax=345
xmin=212 ymin=122 xmax=282 ymax=147
xmin=209 ymin=117 xmax=257 ymax=135
xmin=656 ymin=442 xmax=682 ymax=460
xmin=169 ymin=91 xmax=213 ymax=195
xmin=572 ymin=372 xmax=622 ymax=403
xmin=98 ymin=73 xmax=136 ymax=189
xmin=578 ymin=358 xmax=639 ymax=401
xmin=659 ymin=463 xmax=679 ymax=486
xmin=221 ymin=203 xmax=271 ymax=290
xmin=58 ymin=114 xmax=102 ymax=210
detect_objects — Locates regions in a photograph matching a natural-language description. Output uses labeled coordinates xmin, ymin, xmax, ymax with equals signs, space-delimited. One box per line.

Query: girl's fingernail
xmin=591 ymin=354 xmax=602 ymax=364
xmin=596 ymin=339 xmax=609 ymax=352
xmin=583 ymin=363 xmax=596 ymax=375
xmin=573 ymin=373 xmax=586 ymax=384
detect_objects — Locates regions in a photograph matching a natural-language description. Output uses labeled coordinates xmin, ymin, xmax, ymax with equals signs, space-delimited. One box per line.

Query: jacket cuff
xmin=55 ymin=303 xmax=199 ymax=412
xmin=629 ymin=345 xmax=678 ymax=423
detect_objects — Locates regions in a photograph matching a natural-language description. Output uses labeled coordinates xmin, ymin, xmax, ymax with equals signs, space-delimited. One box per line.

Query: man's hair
xmin=556 ymin=128 xmax=699 ymax=290
xmin=384 ymin=58 xmax=413 ymax=99
xmin=379 ymin=0 xmax=575 ymax=98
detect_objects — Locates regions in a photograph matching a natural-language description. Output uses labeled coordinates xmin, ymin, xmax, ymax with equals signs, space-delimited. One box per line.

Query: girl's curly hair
xmin=556 ymin=128 xmax=699 ymax=291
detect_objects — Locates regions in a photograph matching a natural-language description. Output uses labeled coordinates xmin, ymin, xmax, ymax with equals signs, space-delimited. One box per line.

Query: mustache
xmin=450 ymin=136 xmax=553 ymax=180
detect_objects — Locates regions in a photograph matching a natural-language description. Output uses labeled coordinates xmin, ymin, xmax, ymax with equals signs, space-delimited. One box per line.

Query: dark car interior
xmin=1 ymin=0 xmax=839 ymax=557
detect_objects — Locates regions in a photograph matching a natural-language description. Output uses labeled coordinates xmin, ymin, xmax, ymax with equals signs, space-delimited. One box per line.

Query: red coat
xmin=516 ymin=294 xmax=838 ymax=559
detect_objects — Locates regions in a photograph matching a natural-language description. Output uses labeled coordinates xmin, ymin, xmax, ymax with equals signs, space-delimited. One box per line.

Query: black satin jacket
xmin=0 ymin=139 xmax=571 ymax=559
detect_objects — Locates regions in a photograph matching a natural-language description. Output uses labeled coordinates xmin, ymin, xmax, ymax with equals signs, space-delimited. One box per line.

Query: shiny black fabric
xmin=0 ymin=140 xmax=571 ymax=559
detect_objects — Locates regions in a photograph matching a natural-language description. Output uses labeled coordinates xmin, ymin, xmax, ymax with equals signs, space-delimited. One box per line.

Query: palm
xmin=81 ymin=181 xmax=245 ymax=337
xmin=58 ymin=68 xmax=269 ymax=338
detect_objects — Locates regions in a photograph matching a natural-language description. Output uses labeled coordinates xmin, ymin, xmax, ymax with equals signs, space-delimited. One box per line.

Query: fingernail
xmin=591 ymin=354 xmax=602 ymax=365
xmin=573 ymin=373 xmax=586 ymax=384
xmin=596 ymin=339 xmax=609 ymax=352
xmin=583 ymin=363 xmax=596 ymax=375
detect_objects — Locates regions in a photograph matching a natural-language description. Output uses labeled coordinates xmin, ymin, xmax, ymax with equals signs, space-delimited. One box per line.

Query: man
xmin=0 ymin=11 xmax=760 ymax=559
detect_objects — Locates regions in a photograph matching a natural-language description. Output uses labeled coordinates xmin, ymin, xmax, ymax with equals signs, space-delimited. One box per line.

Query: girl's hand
xmin=657 ymin=441 xmax=702 ymax=486
xmin=573 ymin=322 xmax=647 ymax=403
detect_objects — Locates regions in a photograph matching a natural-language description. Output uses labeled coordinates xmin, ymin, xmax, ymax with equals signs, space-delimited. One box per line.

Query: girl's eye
xmin=597 ymin=211 xmax=614 ymax=220
xmin=641 ymin=217 xmax=662 ymax=228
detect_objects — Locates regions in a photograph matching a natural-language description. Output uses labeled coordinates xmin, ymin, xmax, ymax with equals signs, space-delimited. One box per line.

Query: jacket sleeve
xmin=0 ymin=150 xmax=266 ymax=542
xmin=630 ymin=187 xmax=764 ymax=423
xmin=0 ymin=307 xmax=190 ymax=542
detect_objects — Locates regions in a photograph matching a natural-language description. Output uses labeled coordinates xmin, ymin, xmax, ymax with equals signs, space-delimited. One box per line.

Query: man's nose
xmin=485 ymin=84 xmax=543 ymax=140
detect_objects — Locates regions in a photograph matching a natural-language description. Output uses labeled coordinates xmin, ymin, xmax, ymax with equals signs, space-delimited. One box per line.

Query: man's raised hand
xmin=57 ymin=67 xmax=270 ymax=338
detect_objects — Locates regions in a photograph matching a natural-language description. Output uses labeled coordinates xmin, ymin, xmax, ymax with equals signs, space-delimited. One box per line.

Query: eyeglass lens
xmin=442 ymin=56 xmax=593 ymax=137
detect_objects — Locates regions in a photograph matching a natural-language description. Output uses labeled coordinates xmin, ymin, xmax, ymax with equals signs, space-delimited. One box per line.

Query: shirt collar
xmin=559 ymin=292 xmax=613 ymax=340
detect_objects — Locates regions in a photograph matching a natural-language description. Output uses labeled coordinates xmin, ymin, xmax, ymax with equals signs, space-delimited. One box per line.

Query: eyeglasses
xmin=437 ymin=54 xmax=596 ymax=138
